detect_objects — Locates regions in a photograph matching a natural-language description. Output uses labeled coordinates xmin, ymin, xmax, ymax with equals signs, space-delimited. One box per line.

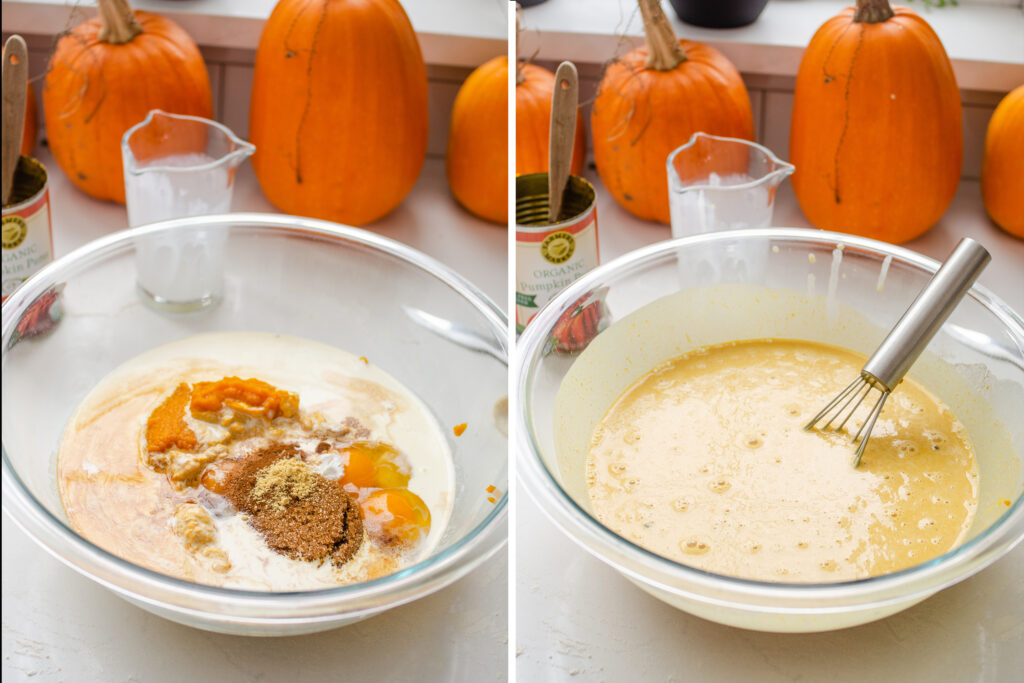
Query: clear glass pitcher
xmin=666 ymin=132 xmax=794 ymax=239
xmin=121 ymin=110 xmax=255 ymax=311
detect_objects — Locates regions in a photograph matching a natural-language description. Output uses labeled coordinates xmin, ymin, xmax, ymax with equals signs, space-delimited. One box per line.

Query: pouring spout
xmin=221 ymin=140 xmax=256 ymax=171
xmin=667 ymin=132 xmax=796 ymax=194
xmin=763 ymin=160 xmax=795 ymax=190
xmin=122 ymin=109 xmax=255 ymax=175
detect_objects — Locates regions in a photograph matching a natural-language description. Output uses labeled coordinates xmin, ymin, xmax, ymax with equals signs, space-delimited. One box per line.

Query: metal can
xmin=2 ymin=155 xmax=53 ymax=302
xmin=515 ymin=172 xmax=600 ymax=333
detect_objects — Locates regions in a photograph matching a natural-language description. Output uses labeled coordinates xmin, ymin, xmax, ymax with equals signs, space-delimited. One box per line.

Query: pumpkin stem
xmin=515 ymin=4 xmax=525 ymax=86
xmin=97 ymin=0 xmax=143 ymax=44
xmin=853 ymin=0 xmax=895 ymax=23
xmin=638 ymin=0 xmax=686 ymax=71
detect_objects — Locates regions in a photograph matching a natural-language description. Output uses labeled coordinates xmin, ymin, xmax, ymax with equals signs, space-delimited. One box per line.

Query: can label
xmin=2 ymin=185 xmax=53 ymax=301
xmin=516 ymin=208 xmax=599 ymax=331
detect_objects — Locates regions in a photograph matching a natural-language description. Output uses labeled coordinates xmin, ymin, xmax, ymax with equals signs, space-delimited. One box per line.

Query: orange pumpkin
xmin=790 ymin=0 xmax=961 ymax=243
xmin=21 ymin=80 xmax=38 ymax=157
xmin=516 ymin=62 xmax=586 ymax=177
xmin=43 ymin=0 xmax=212 ymax=203
xmin=250 ymin=0 xmax=428 ymax=226
xmin=981 ymin=85 xmax=1024 ymax=238
xmin=590 ymin=0 xmax=753 ymax=224
xmin=447 ymin=56 xmax=508 ymax=224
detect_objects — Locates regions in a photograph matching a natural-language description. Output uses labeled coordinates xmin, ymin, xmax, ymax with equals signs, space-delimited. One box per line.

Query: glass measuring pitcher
xmin=666 ymin=132 xmax=794 ymax=239
xmin=121 ymin=110 xmax=255 ymax=311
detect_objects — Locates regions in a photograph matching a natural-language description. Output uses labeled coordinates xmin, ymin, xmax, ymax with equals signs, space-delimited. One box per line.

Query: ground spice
xmin=312 ymin=417 xmax=371 ymax=444
xmin=224 ymin=443 xmax=363 ymax=568
xmin=251 ymin=459 xmax=318 ymax=514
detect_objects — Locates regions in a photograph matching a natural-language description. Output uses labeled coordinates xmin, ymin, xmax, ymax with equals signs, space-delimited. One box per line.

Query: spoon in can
xmin=547 ymin=61 xmax=578 ymax=224
xmin=2 ymin=35 xmax=29 ymax=206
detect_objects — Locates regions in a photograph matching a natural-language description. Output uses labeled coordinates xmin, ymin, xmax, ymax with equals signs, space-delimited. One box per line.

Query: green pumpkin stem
xmin=853 ymin=0 xmax=895 ymax=23
xmin=638 ymin=0 xmax=686 ymax=71
xmin=97 ymin=0 xmax=143 ymax=44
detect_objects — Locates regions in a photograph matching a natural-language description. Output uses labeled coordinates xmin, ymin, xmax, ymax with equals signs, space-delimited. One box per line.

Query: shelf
xmin=519 ymin=0 xmax=1024 ymax=92
xmin=0 ymin=0 xmax=508 ymax=67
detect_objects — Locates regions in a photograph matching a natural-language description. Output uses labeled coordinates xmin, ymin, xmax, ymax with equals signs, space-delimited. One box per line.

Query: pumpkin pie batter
xmin=586 ymin=339 xmax=979 ymax=582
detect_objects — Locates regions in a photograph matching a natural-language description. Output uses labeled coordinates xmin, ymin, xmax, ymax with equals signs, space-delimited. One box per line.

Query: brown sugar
xmin=224 ymin=443 xmax=363 ymax=568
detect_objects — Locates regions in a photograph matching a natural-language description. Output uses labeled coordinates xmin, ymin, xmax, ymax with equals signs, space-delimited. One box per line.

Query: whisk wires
xmin=803 ymin=238 xmax=991 ymax=470
xmin=804 ymin=373 xmax=890 ymax=467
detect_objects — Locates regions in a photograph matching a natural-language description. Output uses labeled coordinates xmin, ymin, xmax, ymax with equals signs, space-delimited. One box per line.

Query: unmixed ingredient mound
xmin=225 ymin=443 xmax=364 ymax=568
xmin=57 ymin=332 xmax=456 ymax=590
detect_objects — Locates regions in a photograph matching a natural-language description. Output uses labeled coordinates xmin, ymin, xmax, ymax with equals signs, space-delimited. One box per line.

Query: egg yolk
xmin=338 ymin=444 xmax=412 ymax=489
xmin=373 ymin=461 xmax=411 ymax=488
xmin=200 ymin=459 xmax=242 ymax=494
xmin=361 ymin=489 xmax=431 ymax=544
xmin=339 ymin=448 xmax=376 ymax=488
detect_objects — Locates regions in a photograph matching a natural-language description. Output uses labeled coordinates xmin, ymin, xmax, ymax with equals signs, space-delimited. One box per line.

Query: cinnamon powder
xmin=224 ymin=443 xmax=363 ymax=567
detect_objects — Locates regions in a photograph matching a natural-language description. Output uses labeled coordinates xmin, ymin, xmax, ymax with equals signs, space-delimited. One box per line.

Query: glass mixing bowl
xmin=2 ymin=214 xmax=508 ymax=636
xmin=517 ymin=228 xmax=1024 ymax=633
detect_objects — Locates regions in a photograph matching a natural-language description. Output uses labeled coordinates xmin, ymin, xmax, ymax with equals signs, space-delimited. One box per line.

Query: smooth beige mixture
xmin=586 ymin=339 xmax=979 ymax=582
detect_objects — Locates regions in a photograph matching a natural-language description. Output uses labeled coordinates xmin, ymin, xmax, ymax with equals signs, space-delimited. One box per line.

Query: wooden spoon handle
xmin=2 ymin=35 xmax=29 ymax=206
xmin=548 ymin=60 xmax=578 ymax=224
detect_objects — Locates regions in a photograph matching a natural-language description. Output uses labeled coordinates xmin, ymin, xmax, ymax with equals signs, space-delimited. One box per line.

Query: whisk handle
xmin=862 ymin=238 xmax=991 ymax=392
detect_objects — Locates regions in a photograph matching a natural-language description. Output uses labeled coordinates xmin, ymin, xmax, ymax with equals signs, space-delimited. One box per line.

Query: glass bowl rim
xmin=516 ymin=227 xmax=1024 ymax=608
xmin=2 ymin=213 xmax=509 ymax=615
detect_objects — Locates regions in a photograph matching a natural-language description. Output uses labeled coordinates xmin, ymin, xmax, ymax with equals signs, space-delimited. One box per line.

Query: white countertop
xmin=1 ymin=149 xmax=509 ymax=682
xmin=516 ymin=171 xmax=1024 ymax=681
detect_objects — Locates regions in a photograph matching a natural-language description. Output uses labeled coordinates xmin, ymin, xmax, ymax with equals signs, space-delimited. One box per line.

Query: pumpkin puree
xmin=190 ymin=376 xmax=299 ymax=421
xmin=144 ymin=383 xmax=197 ymax=453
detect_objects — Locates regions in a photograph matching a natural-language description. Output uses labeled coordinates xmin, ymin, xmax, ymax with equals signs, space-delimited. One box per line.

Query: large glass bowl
xmin=517 ymin=228 xmax=1024 ymax=633
xmin=2 ymin=214 xmax=508 ymax=636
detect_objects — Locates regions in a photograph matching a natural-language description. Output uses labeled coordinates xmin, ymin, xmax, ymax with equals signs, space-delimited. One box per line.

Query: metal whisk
xmin=805 ymin=238 xmax=991 ymax=467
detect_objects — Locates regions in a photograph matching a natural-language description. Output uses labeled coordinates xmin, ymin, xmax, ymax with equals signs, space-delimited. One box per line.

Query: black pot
xmin=667 ymin=0 xmax=770 ymax=29
xmin=518 ymin=0 xmax=550 ymax=7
